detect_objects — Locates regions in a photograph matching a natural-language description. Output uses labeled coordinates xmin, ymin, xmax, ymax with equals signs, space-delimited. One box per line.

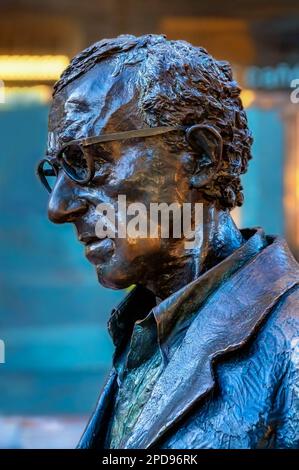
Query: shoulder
xmin=251 ymin=284 xmax=299 ymax=402
xmin=274 ymin=285 xmax=299 ymax=379
xmin=266 ymin=286 xmax=299 ymax=447
xmin=245 ymin=285 xmax=299 ymax=381
xmin=269 ymin=284 xmax=299 ymax=347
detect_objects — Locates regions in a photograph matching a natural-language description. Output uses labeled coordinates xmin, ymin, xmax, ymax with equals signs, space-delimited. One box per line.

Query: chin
xmin=95 ymin=263 xmax=134 ymax=290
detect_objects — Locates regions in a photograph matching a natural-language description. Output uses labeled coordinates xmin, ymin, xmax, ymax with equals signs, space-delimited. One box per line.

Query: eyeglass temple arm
xmin=62 ymin=126 xmax=186 ymax=149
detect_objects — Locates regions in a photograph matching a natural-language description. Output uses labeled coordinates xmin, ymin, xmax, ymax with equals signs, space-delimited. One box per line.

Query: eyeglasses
xmin=37 ymin=125 xmax=185 ymax=193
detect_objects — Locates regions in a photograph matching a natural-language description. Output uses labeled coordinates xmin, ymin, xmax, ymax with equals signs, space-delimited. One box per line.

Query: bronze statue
xmin=37 ymin=35 xmax=299 ymax=449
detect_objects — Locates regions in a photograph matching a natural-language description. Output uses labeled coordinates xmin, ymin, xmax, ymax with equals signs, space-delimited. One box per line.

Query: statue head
xmin=39 ymin=34 xmax=252 ymax=293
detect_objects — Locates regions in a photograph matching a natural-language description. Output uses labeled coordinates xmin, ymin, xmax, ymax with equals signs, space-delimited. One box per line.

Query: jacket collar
xmin=79 ymin=233 xmax=299 ymax=449
xmin=122 ymin=235 xmax=299 ymax=448
xmin=109 ymin=228 xmax=267 ymax=369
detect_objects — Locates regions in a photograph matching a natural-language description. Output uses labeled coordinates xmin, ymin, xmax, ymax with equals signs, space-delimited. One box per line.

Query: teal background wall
xmin=0 ymin=101 xmax=284 ymax=416
xmin=242 ymin=108 xmax=284 ymax=235
xmin=0 ymin=103 xmax=123 ymax=415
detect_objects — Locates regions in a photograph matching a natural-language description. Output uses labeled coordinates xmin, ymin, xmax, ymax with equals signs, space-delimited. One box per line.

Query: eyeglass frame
xmin=37 ymin=125 xmax=188 ymax=193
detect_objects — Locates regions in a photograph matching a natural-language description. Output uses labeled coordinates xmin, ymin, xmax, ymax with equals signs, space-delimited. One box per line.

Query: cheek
xmin=96 ymin=238 xmax=163 ymax=289
xmin=114 ymin=237 xmax=162 ymax=263
xmin=109 ymin=148 xmax=144 ymax=184
xmin=107 ymin=166 xmax=180 ymax=207
xmin=105 ymin=146 xmax=166 ymax=199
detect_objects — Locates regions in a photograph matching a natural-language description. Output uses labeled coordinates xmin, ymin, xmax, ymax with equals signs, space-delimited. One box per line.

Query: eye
xmin=58 ymin=144 xmax=91 ymax=182
xmin=92 ymin=145 xmax=113 ymax=171
xmin=86 ymin=149 xmax=111 ymax=184
xmin=93 ymin=144 xmax=111 ymax=161
xmin=62 ymin=144 xmax=87 ymax=170
xmin=94 ymin=156 xmax=109 ymax=171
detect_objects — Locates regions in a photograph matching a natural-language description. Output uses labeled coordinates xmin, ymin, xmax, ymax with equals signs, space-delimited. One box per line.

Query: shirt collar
xmin=108 ymin=227 xmax=268 ymax=369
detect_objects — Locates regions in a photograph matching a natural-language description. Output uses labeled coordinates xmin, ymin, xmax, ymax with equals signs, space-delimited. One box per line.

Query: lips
xmin=83 ymin=237 xmax=115 ymax=264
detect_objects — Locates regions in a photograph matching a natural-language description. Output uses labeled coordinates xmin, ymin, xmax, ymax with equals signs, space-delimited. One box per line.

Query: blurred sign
xmin=290 ymin=79 xmax=299 ymax=104
xmin=244 ymin=63 xmax=299 ymax=90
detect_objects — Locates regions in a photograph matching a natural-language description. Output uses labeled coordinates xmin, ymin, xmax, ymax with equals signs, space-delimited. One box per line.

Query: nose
xmin=48 ymin=173 xmax=88 ymax=224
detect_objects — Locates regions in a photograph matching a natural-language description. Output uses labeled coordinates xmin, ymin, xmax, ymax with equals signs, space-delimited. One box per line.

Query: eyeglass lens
xmin=58 ymin=144 xmax=92 ymax=184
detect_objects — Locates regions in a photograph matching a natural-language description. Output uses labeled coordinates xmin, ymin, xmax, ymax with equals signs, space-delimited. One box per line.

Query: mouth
xmin=79 ymin=234 xmax=115 ymax=264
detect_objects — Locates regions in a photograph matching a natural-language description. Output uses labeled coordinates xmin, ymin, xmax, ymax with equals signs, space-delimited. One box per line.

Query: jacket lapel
xmin=77 ymin=369 xmax=117 ymax=449
xmin=122 ymin=238 xmax=299 ymax=448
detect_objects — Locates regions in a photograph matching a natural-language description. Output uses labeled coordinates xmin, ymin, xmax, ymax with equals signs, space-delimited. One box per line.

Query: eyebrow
xmin=66 ymin=98 xmax=90 ymax=112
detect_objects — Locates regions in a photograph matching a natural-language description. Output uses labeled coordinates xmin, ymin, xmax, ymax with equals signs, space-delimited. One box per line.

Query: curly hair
xmin=54 ymin=34 xmax=253 ymax=210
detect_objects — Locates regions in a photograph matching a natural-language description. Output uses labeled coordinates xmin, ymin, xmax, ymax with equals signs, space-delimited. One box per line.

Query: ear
xmin=186 ymin=124 xmax=223 ymax=188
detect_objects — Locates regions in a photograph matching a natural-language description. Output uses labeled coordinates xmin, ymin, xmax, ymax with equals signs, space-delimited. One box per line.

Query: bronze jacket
xmin=78 ymin=229 xmax=299 ymax=449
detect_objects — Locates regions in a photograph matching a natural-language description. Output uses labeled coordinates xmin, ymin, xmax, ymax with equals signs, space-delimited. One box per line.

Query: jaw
xmin=95 ymin=262 xmax=135 ymax=290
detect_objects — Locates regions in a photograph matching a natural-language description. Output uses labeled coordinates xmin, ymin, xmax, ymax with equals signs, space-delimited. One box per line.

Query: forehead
xmin=47 ymin=60 xmax=141 ymax=155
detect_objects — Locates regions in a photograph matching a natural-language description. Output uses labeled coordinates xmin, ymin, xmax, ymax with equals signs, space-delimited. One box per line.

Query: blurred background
xmin=0 ymin=0 xmax=299 ymax=448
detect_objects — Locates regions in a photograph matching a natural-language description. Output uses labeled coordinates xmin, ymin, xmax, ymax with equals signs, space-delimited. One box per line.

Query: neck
xmin=145 ymin=206 xmax=244 ymax=300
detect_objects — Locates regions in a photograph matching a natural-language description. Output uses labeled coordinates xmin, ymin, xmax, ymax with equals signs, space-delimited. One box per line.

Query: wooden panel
xmin=160 ymin=17 xmax=255 ymax=65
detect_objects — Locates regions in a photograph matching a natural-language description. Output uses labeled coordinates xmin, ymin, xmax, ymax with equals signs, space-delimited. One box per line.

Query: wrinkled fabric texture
xmin=78 ymin=228 xmax=299 ymax=449
xmin=162 ymin=287 xmax=299 ymax=449
xmin=108 ymin=348 xmax=163 ymax=449
xmin=106 ymin=228 xmax=267 ymax=448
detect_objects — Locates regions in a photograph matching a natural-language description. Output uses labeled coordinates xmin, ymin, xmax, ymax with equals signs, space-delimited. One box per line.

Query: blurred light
xmin=0 ymin=55 xmax=69 ymax=81
xmin=1 ymin=86 xmax=52 ymax=105
xmin=231 ymin=206 xmax=241 ymax=227
xmin=0 ymin=79 xmax=4 ymax=103
xmin=240 ymin=89 xmax=256 ymax=108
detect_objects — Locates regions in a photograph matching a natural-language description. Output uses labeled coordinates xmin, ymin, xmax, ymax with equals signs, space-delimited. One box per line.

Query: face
xmin=46 ymin=61 xmax=193 ymax=289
